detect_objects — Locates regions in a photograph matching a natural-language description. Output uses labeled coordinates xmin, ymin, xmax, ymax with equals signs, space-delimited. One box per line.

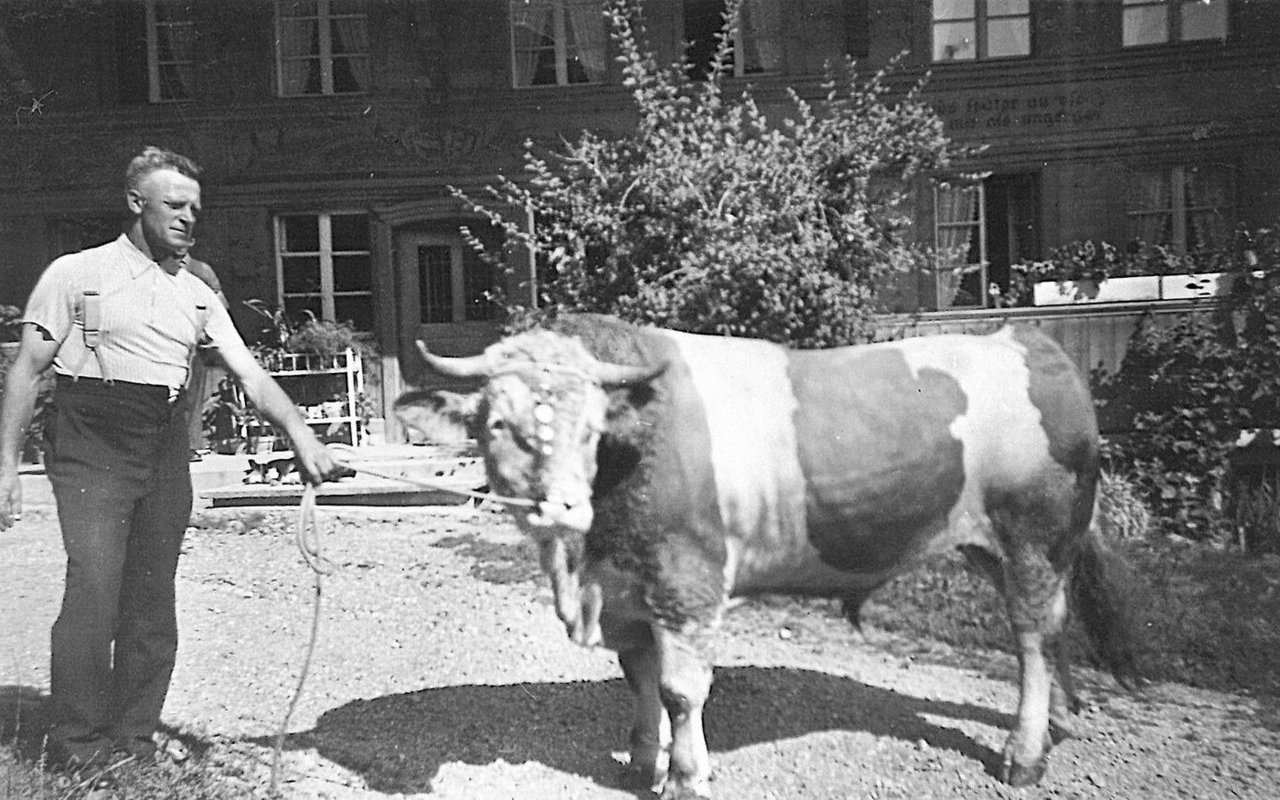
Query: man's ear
xmin=393 ymin=389 xmax=481 ymax=444
xmin=125 ymin=189 xmax=146 ymax=215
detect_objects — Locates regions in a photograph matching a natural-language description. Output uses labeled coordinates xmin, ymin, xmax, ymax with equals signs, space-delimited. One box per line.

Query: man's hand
xmin=291 ymin=436 xmax=347 ymax=487
xmin=0 ymin=468 xmax=23 ymax=531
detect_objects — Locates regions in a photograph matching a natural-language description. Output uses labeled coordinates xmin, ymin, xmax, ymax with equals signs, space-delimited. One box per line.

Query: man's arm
xmin=0 ymin=324 xmax=58 ymax=530
xmin=215 ymin=339 xmax=342 ymax=486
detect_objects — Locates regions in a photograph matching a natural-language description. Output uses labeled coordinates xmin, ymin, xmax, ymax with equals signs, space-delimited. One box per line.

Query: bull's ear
xmin=393 ymin=389 xmax=481 ymax=444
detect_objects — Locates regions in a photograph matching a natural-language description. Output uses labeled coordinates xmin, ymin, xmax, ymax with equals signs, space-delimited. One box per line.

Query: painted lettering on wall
xmin=932 ymin=90 xmax=1106 ymax=133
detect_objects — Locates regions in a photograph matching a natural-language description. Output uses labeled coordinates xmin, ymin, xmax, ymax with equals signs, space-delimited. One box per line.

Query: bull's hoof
xmin=659 ymin=786 xmax=711 ymax=800
xmin=999 ymin=755 xmax=1049 ymax=787
xmin=1049 ymin=717 xmax=1077 ymax=744
xmin=616 ymin=763 xmax=659 ymax=792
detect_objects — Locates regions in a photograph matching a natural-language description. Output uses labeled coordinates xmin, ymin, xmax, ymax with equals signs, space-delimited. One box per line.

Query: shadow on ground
xmin=0 ymin=685 xmax=51 ymax=762
xmin=275 ymin=666 xmax=1012 ymax=795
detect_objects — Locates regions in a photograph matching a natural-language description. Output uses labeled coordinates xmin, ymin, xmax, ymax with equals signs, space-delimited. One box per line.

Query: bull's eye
xmin=488 ymin=418 xmax=507 ymax=433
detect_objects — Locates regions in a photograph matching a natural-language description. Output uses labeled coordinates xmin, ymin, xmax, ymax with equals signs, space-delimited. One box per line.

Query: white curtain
xmin=332 ymin=16 xmax=369 ymax=91
xmin=566 ymin=1 xmax=607 ymax=82
xmin=742 ymin=0 xmax=783 ymax=73
xmin=1186 ymin=166 xmax=1233 ymax=253
xmin=1128 ymin=169 xmax=1172 ymax=248
xmin=510 ymin=0 xmax=553 ymax=86
xmin=934 ymin=183 xmax=978 ymax=309
xmin=278 ymin=17 xmax=317 ymax=95
xmin=156 ymin=19 xmax=195 ymax=98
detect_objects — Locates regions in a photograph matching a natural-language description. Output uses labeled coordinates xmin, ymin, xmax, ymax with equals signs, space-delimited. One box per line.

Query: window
xmin=146 ymin=0 xmax=195 ymax=102
xmin=510 ymin=0 xmax=607 ymax=87
xmin=1123 ymin=0 xmax=1228 ymax=46
xmin=1126 ymin=165 xmax=1235 ymax=254
xmin=275 ymin=0 xmax=369 ymax=96
xmin=414 ymin=235 xmax=497 ymax=324
xmin=932 ymin=0 xmax=1031 ymax=62
xmin=275 ymin=212 xmax=373 ymax=331
xmin=933 ymin=174 xmax=1039 ymax=309
xmin=684 ymin=0 xmax=784 ymax=79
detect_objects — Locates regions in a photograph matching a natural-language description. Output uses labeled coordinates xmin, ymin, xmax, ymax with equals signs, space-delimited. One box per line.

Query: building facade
xmin=1 ymin=0 xmax=1277 ymax=432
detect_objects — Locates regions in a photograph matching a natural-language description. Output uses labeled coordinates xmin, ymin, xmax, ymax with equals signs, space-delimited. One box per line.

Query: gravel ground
xmin=3 ymin=501 xmax=1279 ymax=799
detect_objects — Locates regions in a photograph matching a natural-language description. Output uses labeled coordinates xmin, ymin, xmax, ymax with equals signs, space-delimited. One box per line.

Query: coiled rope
xmin=269 ymin=445 xmax=534 ymax=792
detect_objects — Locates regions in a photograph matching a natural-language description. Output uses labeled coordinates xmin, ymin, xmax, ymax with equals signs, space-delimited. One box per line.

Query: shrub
xmin=463 ymin=0 xmax=960 ymax=347
xmin=1095 ymin=224 xmax=1280 ymax=545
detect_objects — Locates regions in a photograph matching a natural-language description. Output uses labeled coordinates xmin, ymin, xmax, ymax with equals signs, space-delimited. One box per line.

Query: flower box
xmin=1032 ymin=272 xmax=1232 ymax=307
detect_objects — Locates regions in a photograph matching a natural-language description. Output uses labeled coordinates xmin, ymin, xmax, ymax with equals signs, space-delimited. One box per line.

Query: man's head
xmin=124 ymin=146 xmax=202 ymax=262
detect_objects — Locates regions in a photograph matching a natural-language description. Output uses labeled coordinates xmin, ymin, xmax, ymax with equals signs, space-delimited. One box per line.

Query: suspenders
xmin=72 ymin=279 xmax=109 ymax=382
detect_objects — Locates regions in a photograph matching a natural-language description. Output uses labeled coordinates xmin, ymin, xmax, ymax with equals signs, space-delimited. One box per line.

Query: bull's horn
xmin=592 ymin=359 xmax=668 ymax=387
xmin=416 ymin=340 xmax=492 ymax=378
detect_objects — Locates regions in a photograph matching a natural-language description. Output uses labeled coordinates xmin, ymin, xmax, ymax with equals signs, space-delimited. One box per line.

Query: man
xmin=0 ymin=147 xmax=343 ymax=776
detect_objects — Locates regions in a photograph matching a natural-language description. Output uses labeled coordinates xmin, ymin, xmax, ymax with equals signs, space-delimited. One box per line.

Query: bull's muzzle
xmin=526 ymin=498 xmax=594 ymax=533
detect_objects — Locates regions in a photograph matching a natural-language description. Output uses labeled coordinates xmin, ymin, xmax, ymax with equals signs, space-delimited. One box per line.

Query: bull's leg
xmin=653 ymin=625 xmax=714 ymax=800
xmin=962 ymin=544 xmax=1074 ymax=778
xmin=617 ymin=643 xmax=670 ymax=791
xmin=1000 ymin=551 xmax=1070 ymax=787
xmin=1048 ymin=635 xmax=1081 ymax=742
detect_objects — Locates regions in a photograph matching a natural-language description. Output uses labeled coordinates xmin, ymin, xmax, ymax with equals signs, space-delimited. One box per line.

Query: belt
xmin=55 ymin=374 xmax=185 ymax=405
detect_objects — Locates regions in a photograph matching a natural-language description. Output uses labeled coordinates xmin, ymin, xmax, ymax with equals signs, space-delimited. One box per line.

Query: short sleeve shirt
xmin=23 ymin=234 xmax=244 ymax=392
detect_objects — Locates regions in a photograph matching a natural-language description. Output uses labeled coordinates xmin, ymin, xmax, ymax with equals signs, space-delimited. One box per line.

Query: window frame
xmin=1125 ymin=164 xmax=1237 ymax=255
xmin=1122 ymin=0 xmax=1229 ymax=47
xmin=684 ymin=0 xmax=785 ymax=80
xmin=931 ymin=0 xmax=1032 ymax=63
xmin=145 ymin=0 xmax=196 ymax=103
xmin=274 ymin=0 xmax=370 ymax=97
xmin=508 ymin=0 xmax=608 ymax=89
xmin=273 ymin=211 xmax=373 ymax=331
xmin=933 ymin=180 xmax=989 ymax=309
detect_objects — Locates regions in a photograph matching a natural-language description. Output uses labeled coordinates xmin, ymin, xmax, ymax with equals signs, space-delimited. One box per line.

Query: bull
xmin=393 ymin=313 xmax=1139 ymax=799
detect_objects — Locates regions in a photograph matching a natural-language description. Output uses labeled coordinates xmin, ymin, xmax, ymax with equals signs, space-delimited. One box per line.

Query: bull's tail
xmin=1070 ymin=526 xmax=1143 ymax=689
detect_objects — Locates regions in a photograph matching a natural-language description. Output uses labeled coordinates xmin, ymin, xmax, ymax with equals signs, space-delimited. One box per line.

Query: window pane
xmin=1124 ymin=6 xmax=1168 ymax=46
xmin=283 ymin=294 xmax=323 ymax=322
xmin=282 ymin=216 xmax=319 ymax=252
xmin=282 ymin=255 xmax=321 ymax=293
xmin=987 ymin=0 xmax=1028 ymax=14
xmin=565 ymin=0 xmax=607 ymax=83
xmin=157 ymin=64 xmax=192 ymax=101
xmin=332 ymin=255 xmax=371 ymax=292
xmin=418 ymin=245 xmax=454 ymax=323
xmin=333 ymin=294 xmax=373 ymax=331
xmin=279 ymin=19 xmax=319 ymax=57
xmin=933 ymin=21 xmax=976 ymax=60
xmin=932 ymin=0 xmax=974 ymax=21
xmin=330 ymin=214 xmax=369 ymax=251
xmin=987 ymin=18 xmax=1030 ymax=57
xmin=1182 ymin=0 xmax=1227 ymax=41
xmin=279 ymin=0 xmax=319 ymax=18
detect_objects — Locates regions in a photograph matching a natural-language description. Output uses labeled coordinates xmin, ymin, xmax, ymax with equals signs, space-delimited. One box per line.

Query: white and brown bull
xmin=394 ymin=313 xmax=1139 ymax=800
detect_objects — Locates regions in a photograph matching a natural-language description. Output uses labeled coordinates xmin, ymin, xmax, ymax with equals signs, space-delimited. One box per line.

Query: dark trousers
xmin=44 ymin=376 xmax=192 ymax=765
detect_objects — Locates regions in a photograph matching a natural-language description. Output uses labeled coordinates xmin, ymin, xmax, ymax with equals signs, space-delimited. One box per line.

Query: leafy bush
xmin=463 ymin=0 xmax=960 ymax=347
xmin=0 ymin=304 xmax=22 ymax=343
xmin=242 ymin=299 xmax=375 ymax=360
xmin=1095 ymin=224 xmax=1280 ymax=544
xmin=0 ymin=341 xmax=53 ymax=464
